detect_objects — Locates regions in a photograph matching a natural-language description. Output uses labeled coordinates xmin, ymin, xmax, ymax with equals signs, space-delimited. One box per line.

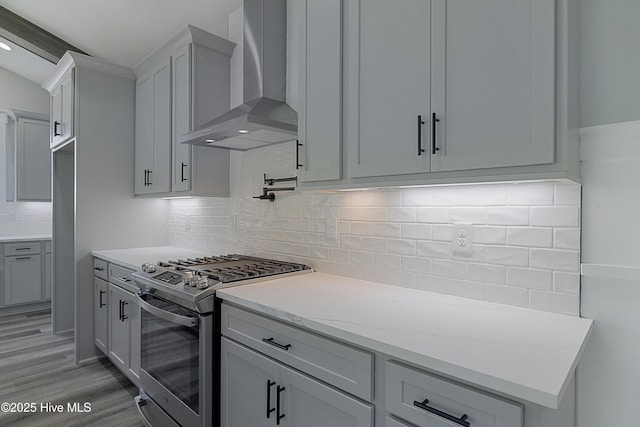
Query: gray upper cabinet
xmin=135 ymin=60 xmax=172 ymax=195
xmin=134 ymin=25 xmax=235 ymax=197
xmin=429 ymin=0 xmax=555 ymax=172
xmin=4 ymin=110 xmax=51 ymax=202
xmin=49 ymin=69 xmax=74 ymax=150
xmin=297 ymin=0 xmax=343 ymax=182
xmin=301 ymin=0 xmax=579 ymax=188
xmin=346 ymin=0 xmax=432 ymax=178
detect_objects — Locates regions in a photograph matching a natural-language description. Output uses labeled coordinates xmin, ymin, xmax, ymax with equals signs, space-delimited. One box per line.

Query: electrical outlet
xmin=452 ymin=222 xmax=473 ymax=256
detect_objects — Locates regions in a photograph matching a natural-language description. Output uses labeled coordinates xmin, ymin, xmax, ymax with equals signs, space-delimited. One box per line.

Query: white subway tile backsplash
xmin=416 ymin=207 xmax=450 ymax=223
xmin=507 ymin=183 xmax=554 ymax=206
xmin=170 ymin=144 xmax=581 ymax=316
xmin=432 ymin=260 xmax=466 ymax=280
xmin=374 ymin=223 xmax=402 ymax=238
xmin=389 ymin=207 xmax=417 ymax=222
xmin=374 ymin=253 xmax=402 ymax=270
xmin=466 ymin=263 xmax=506 ymax=285
xmin=361 ymin=237 xmax=388 ymax=253
xmin=553 ymin=272 xmax=580 ymax=294
xmin=401 ymin=224 xmax=432 ymax=240
xmin=531 ymin=207 xmax=580 ymax=227
xmin=350 ymin=222 xmax=374 ymax=236
xmin=486 ymin=284 xmax=529 ymax=308
xmin=350 ymin=251 xmax=374 ymax=266
xmin=486 ymin=246 xmax=529 ymax=267
xmin=341 ymin=207 xmax=387 ymax=222
xmin=530 ymin=248 xmax=580 ymax=272
xmin=416 ymin=241 xmax=450 ymax=259
xmin=486 ymin=207 xmax=530 ymax=226
xmin=474 ymin=226 xmax=507 ymax=244
xmin=416 ymin=276 xmax=486 ymax=301
xmin=449 ymin=207 xmax=487 ymax=223
xmin=554 ymin=228 xmax=580 ymax=250
xmin=529 ymin=291 xmax=579 ymax=316
xmin=554 ymin=184 xmax=581 ymax=206
xmin=507 ymin=227 xmax=553 ymax=248
xmin=401 ymin=256 xmax=432 ymax=275
xmin=388 ymin=239 xmax=417 ymax=256
xmin=506 ymin=267 xmax=553 ymax=290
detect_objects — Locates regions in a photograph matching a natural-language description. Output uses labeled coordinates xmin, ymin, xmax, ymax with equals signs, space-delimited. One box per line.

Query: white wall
xmin=577 ymin=121 xmax=640 ymax=426
xmin=0 ymin=67 xmax=52 ymax=236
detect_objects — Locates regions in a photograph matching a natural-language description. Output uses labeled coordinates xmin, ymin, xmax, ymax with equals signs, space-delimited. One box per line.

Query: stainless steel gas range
xmin=131 ymin=254 xmax=312 ymax=427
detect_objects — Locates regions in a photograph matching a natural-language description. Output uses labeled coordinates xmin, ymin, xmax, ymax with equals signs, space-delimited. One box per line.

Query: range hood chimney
xmin=179 ymin=0 xmax=296 ymax=150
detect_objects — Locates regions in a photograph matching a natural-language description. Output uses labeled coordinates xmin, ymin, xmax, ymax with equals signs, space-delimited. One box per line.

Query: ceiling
xmin=0 ymin=0 xmax=242 ymax=73
xmin=0 ymin=35 xmax=53 ymax=84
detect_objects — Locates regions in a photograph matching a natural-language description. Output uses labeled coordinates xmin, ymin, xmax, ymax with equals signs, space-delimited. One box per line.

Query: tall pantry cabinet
xmin=134 ymin=25 xmax=235 ymax=197
xmin=43 ymin=52 xmax=169 ymax=363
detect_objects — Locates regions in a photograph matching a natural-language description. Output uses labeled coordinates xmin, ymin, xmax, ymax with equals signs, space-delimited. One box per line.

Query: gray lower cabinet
xmin=94 ymin=277 xmax=108 ymax=354
xmin=2 ymin=240 xmax=52 ymax=308
xmin=93 ymin=257 xmax=140 ymax=387
xmin=221 ymin=337 xmax=374 ymax=427
xmin=108 ymin=283 xmax=140 ymax=385
xmin=4 ymin=254 xmax=42 ymax=305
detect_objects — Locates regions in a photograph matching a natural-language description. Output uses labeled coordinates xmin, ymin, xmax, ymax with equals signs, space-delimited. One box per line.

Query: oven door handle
xmin=137 ymin=293 xmax=199 ymax=327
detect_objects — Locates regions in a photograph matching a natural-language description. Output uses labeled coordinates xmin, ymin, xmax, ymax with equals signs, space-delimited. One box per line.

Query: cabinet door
xmin=172 ymin=44 xmax=192 ymax=193
xmin=221 ymin=338 xmax=278 ymax=427
xmin=135 ymin=61 xmax=171 ymax=195
xmin=44 ymin=252 xmax=52 ymax=300
xmin=4 ymin=255 xmax=42 ymax=305
xmin=298 ymin=0 xmax=342 ymax=182
xmin=280 ymin=364 xmax=374 ymax=427
xmin=94 ymin=277 xmax=108 ymax=354
xmin=108 ymin=284 xmax=131 ymax=371
xmin=128 ymin=297 xmax=141 ymax=382
xmin=430 ymin=0 xmax=555 ymax=171
xmin=16 ymin=118 xmax=51 ymax=201
xmin=51 ymin=69 xmax=74 ymax=149
xmin=347 ymin=0 xmax=431 ymax=178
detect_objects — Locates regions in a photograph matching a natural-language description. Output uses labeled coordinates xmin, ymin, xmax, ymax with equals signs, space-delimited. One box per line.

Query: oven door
xmin=137 ymin=292 xmax=212 ymax=427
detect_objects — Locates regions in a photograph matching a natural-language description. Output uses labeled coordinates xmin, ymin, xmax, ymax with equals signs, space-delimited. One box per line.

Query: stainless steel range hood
xmin=179 ymin=0 xmax=297 ymax=150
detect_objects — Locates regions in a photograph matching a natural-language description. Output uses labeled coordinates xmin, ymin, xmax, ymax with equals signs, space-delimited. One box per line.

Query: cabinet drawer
xmin=109 ymin=264 xmax=137 ymax=293
xmin=5 ymin=242 xmax=41 ymax=256
xmin=93 ymin=258 xmax=108 ymax=280
xmin=386 ymin=417 xmax=415 ymax=427
xmin=221 ymin=303 xmax=373 ymax=401
xmin=386 ymin=361 xmax=523 ymax=427
xmin=44 ymin=241 xmax=52 ymax=253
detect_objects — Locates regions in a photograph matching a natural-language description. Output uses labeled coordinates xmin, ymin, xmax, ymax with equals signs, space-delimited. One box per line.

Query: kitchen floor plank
xmin=0 ymin=310 xmax=142 ymax=426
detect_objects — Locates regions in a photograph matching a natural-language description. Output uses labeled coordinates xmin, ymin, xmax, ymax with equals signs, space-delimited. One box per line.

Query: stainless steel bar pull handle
xmin=296 ymin=140 xmax=303 ymax=169
xmin=54 ymin=121 xmax=61 ymax=136
xmin=413 ymin=398 xmax=470 ymax=427
xmin=99 ymin=290 xmax=106 ymax=308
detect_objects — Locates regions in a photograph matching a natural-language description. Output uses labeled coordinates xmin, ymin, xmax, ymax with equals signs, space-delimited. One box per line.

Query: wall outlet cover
xmin=452 ymin=222 xmax=473 ymax=256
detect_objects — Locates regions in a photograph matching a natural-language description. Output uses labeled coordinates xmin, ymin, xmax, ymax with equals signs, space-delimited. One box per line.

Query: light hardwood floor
xmin=0 ymin=309 xmax=142 ymax=426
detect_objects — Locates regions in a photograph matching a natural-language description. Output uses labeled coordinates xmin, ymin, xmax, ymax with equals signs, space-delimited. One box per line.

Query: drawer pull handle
xmin=94 ymin=267 xmax=104 ymax=271
xmin=266 ymin=380 xmax=276 ymax=418
xmin=15 ymin=247 xmax=31 ymax=251
xmin=119 ymin=277 xmax=132 ymax=283
xmin=16 ymin=257 xmax=32 ymax=260
xmin=413 ymin=398 xmax=470 ymax=427
xmin=262 ymin=337 xmax=291 ymax=351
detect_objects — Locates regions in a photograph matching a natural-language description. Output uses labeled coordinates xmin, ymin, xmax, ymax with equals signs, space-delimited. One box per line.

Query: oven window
xmin=141 ymin=297 xmax=200 ymax=414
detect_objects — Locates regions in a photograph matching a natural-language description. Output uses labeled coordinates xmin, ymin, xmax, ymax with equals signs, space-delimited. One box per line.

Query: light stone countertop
xmin=217 ymin=272 xmax=593 ymax=409
xmin=91 ymin=246 xmax=210 ymax=271
xmin=0 ymin=235 xmax=51 ymax=243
